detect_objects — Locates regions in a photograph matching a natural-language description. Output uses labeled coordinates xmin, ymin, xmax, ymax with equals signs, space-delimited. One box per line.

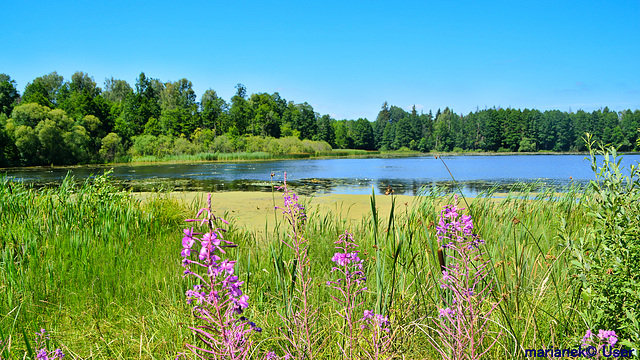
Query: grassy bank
xmin=1 ymin=142 xmax=637 ymax=358
xmin=126 ymin=149 xmax=397 ymax=165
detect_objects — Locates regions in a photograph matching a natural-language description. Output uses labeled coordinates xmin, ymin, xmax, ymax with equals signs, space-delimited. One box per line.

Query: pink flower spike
xmin=235 ymin=294 xmax=249 ymax=309
xmin=363 ymin=309 xmax=374 ymax=320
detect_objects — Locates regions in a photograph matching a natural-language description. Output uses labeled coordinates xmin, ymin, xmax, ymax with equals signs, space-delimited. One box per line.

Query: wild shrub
xmin=568 ymin=134 xmax=640 ymax=348
xmin=209 ymin=134 xmax=233 ymax=153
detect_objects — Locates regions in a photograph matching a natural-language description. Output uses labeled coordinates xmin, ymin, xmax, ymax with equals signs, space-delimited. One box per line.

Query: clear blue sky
xmin=2 ymin=0 xmax=639 ymax=120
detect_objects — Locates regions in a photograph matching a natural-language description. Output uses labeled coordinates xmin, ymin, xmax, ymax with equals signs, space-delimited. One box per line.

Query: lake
xmin=3 ymin=154 xmax=640 ymax=196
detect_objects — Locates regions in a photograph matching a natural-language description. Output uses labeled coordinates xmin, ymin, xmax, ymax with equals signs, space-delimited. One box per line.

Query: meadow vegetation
xmin=0 ymin=139 xmax=638 ymax=358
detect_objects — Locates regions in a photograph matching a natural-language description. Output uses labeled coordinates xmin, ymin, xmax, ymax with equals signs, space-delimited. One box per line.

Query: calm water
xmin=3 ymin=154 xmax=640 ymax=196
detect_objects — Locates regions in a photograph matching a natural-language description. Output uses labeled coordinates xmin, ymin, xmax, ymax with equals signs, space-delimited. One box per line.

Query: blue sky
xmin=2 ymin=0 xmax=639 ymax=120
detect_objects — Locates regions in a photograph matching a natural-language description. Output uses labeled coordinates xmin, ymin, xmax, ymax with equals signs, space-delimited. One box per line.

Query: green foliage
xmin=568 ymin=134 xmax=640 ymax=346
xmin=103 ymin=77 xmax=133 ymax=103
xmin=315 ymin=114 xmax=335 ymax=147
xmin=6 ymin=71 xmax=640 ymax=168
xmin=99 ymin=132 xmax=125 ymax=162
xmin=209 ymin=134 xmax=234 ymax=153
xmin=417 ymin=137 xmax=430 ymax=152
xmin=0 ymin=125 xmax=19 ymax=167
xmin=518 ymin=137 xmax=537 ymax=152
xmin=393 ymin=117 xmax=413 ymax=150
xmin=352 ymin=118 xmax=375 ymax=150
xmin=0 ymin=74 xmax=20 ymax=117
xmin=10 ymin=103 xmax=50 ymax=128
xmin=4 ymin=104 xmax=94 ymax=165
xmin=200 ymin=89 xmax=229 ymax=134
xmin=21 ymin=72 xmax=64 ymax=108
xmin=333 ymin=120 xmax=353 ymax=149
xmin=229 ymin=84 xmax=252 ymax=136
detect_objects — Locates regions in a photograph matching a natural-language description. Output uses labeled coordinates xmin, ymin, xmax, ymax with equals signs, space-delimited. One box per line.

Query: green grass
xmin=316 ymin=149 xmax=381 ymax=157
xmin=0 ymin=173 xmax=602 ymax=358
xmin=129 ymin=150 xmax=394 ymax=164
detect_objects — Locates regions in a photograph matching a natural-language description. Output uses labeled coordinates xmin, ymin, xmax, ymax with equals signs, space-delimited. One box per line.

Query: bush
xmin=518 ymin=137 xmax=537 ymax=152
xmin=130 ymin=134 xmax=159 ymax=156
xmin=244 ymin=135 xmax=266 ymax=153
xmin=209 ymin=134 xmax=233 ymax=153
xmin=277 ymin=136 xmax=305 ymax=153
xmin=264 ymin=138 xmax=284 ymax=155
xmin=191 ymin=128 xmax=217 ymax=152
xmin=417 ymin=138 xmax=430 ymax=153
xmin=172 ymin=136 xmax=197 ymax=155
xmin=302 ymin=139 xmax=331 ymax=153
xmin=99 ymin=132 xmax=125 ymax=162
xmin=568 ymin=134 xmax=640 ymax=348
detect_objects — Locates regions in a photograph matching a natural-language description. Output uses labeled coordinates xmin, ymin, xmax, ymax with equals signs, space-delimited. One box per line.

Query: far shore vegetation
xmin=2 ymin=72 xmax=640 ymax=168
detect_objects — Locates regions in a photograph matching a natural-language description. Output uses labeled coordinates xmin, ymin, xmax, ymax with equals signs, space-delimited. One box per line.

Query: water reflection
xmin=3 ymin=154 xmax=637 ymax=196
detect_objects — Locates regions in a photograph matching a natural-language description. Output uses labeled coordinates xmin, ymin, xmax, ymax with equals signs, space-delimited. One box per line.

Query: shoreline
xmin=2 ymin=150 xmax=630 ymax=171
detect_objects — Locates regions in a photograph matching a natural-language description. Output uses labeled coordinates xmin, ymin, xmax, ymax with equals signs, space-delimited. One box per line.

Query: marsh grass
xmin=130 ymin=150 xmax=388 ymax=164
xmin=1 ymin=170 xmax=595 ymax=358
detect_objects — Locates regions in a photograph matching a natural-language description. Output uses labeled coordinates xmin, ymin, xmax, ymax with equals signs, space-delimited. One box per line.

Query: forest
xmin=1 ymin=71 xmax=639 ymax=167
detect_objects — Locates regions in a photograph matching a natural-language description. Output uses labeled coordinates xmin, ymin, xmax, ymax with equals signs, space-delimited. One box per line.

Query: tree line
xmin=372 ymin=103 xmax=640 ymax=153
xmin=1 ymin=71 xmax=639 ymax=167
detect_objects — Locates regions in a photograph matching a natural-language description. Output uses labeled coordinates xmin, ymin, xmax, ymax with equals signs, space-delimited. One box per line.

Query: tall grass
xmin=0 ymin=173 xmax=193 ymax=358
xmin=0 ymin=168 xmax=610 ymax=358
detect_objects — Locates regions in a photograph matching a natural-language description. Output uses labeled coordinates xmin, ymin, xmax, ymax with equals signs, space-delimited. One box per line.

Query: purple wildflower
xmin=363 ymin=309 xmax=374 ymax=320
xmin=33 ymin=329 xmax=65 ymax=360
xmin=597 ymin=329 xmax=618 ymax=346
xmin=36 ymin=349 xmax=49 ymax=360
xmin=328 ymin=231 xmax=391 ymax=358
xmin=438 ymin=307 xmax=455 ymax=318
xmin=179 ymin=193 xmax=256 ymax=359
xmin=582 ymin=329 xmax=593 ymax=345
xmin=428 ymin=197 xmax=501 ymax=360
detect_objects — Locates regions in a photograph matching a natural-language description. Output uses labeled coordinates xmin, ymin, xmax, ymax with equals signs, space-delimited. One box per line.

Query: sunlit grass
xmin=0 ymin=173 xmax=590 ymax=358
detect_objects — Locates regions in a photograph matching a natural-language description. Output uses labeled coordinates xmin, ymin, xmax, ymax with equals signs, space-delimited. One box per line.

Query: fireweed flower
xmin=327 ymin=231 xmax=391 ymax=359
xmin=582 ymin=329 xmax=593 ymax=345
xmin=581 ymin=329 xmax=620 ymax=358
xmin=178 ymin=193 xmax=257 ymax=360
xmin=428 ymin=196 xmax=502 ymax=360
xmin=438 ymin=307 xmax=455 ymax=318
xmin=275 ymin=172 xmax=317 ymax=359
xmin=597 ymin=329 xmax=618 ymax=346
xmin=33 ymin=329 xmax=65 ymax=360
